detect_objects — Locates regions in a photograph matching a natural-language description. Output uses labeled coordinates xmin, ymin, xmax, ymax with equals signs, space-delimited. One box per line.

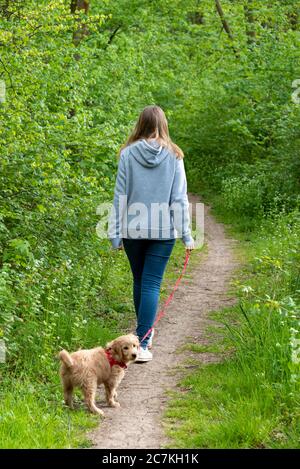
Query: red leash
xmin=140 ymin=250 xmax=191 ymax=344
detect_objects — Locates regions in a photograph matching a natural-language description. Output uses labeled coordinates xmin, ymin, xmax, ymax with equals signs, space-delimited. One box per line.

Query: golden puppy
xmin=58 ymin=333 xmax=139 ymax=416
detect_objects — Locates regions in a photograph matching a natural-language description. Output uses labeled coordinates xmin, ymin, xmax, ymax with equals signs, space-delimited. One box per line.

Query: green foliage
xmin=220 ymin=162 xmax=298 ymax=218
xmin=176 ymin=2 xmax=300 ymax=215
xmin=0 ymin=0 xmax=299 ymax=448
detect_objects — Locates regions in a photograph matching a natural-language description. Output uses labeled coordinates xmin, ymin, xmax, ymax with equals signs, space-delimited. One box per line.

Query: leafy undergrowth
xmin=165 ymin=204 xmax=300 ymax=449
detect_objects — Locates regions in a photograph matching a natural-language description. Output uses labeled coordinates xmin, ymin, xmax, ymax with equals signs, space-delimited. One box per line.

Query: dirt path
xmin=91 ymin=194 xmax=238 ymax=449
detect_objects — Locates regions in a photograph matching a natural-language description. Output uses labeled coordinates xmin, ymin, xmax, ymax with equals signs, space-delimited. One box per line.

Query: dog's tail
xmin=58 ymin=350 xmax=73 ymax=368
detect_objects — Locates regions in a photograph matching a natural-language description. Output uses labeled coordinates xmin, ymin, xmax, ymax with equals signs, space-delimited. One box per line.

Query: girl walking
xmin=108 ymin=105 xmax=194 ymax=362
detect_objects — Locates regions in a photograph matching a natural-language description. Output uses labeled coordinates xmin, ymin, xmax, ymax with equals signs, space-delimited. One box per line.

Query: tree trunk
xmin=244 ymin=0 xmax=256 ymax=44
xmin=70 ymin=0 xmax=90 ymax=47
xmin=288 ymin=11 xmax=298 ymax=31
xmin=0 ymin=0 xmax=13 ymax=19
xmin=69 ymin=1 xmax=90 ymax=115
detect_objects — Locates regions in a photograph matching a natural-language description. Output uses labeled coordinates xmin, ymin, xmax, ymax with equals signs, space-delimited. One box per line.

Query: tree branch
xmin=0 ymin=55 xmax=13 ymax=90
xmin=215 ymin=0 xmax=234 ymax=40
xmin=214 ymin=0 xmax=239 ymax=57
xmin=104 ymin=25 xmax=122 ymax=50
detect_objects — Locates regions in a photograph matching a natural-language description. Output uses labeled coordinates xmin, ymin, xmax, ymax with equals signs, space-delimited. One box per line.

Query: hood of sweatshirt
xmin=129 ymin=139 xmax=170 ymax=168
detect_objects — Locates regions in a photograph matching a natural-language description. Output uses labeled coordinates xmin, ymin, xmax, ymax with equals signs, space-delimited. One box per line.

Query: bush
xmin=220 ymin=163 xmax=298 ymax=218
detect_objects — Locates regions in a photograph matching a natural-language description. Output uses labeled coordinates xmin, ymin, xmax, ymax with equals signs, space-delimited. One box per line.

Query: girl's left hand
xmin=185 ymin=241 xmax=195 ymax=252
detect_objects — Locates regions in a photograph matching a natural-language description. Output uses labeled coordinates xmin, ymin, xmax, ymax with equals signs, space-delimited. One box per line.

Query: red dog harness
xmin=105 ymin=350 xmax=127 ymax=369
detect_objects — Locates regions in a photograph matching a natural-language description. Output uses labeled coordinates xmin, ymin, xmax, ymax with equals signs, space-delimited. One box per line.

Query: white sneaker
xmin=148 ymin=329 xmax=155 ymax=349
xmin=136 ymin=346 xmax=153 ymax=363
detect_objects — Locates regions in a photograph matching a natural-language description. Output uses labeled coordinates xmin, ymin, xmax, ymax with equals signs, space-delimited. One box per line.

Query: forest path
xmin=90 ymin=194 xmax=238 ymax=449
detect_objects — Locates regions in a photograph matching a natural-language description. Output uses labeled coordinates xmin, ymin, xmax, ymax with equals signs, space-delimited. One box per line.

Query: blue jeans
xmin=123 ymin=238 xmax=176 ymax=348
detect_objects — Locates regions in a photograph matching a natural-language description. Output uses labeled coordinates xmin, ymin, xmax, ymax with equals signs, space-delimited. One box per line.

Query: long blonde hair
xmin=120 ymin=105 xmax=184 ymax=159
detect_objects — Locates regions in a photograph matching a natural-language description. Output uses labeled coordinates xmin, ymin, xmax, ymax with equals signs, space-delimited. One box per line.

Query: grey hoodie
xmin=108 ymin=139 xmax=193 ymax=248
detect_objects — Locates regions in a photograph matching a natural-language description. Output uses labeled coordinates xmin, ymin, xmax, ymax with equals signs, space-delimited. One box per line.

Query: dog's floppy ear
xmin=130 ymin=334 xmax=140 ymax=348
xmin=129 ymin=333 xmax=139 ymax=344
xmin=107 ymin=338 xmax=122 ymax=361
xmin=105 ymin=340 xmax=113 ymax=351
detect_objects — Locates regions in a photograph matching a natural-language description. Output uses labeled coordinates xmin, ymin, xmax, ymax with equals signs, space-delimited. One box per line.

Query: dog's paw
xmin=110 ymin=401 xmax=121 ymax=408
xmin=94 ymin=408 xmax=104 ymax=416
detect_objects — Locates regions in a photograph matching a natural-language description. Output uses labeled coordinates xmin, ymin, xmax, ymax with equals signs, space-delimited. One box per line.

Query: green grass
xmin=165 ymin=193 xmax=300 ymax=449
xmin=0 ymin=239 xmax=193 ymax=449
xmin=0 ymin=379 xmax=98 ymax=449
xmin=166 ymin=362 xmax=299 ymax=449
